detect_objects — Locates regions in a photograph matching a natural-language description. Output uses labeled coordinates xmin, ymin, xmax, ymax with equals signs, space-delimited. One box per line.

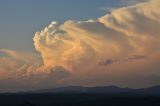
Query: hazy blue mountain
xmin=27 ymin=85 xmax=160 ymax=95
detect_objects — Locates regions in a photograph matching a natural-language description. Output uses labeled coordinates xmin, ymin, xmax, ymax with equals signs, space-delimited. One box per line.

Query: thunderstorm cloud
xmin=0 ymin=0 xmax=160 ymax=91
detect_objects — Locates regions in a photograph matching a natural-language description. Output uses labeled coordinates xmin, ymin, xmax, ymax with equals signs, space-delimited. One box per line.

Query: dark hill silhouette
xmin=28 ymin=85 xmax=160 ymax=95
xmin=135 ymin=85 xmax=160 ymax=95
xmin=1 ymin=85 xmax=160 ymax=106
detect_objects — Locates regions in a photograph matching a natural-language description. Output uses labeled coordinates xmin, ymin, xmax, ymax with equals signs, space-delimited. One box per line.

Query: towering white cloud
xmin=33 ymin=0 xmax=160 ymax=74
xmin=0 ymin=0 xmax=160 ymax=92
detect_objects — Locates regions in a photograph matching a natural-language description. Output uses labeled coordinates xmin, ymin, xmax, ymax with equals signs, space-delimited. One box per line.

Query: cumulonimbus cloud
xmin=33 ymin=0 xmax=160 ymax=72
xmin=0 ymin=0 xmax=160 ymax=92
xmin=33 ymin=0 xmax=160 ymax=88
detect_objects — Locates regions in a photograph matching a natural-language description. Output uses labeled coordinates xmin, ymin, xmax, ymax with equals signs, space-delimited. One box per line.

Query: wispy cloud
xmin=99 ymin=0 xmax=148 ymax=12
xmin=98 ymin=55 xmax=147 ymax=66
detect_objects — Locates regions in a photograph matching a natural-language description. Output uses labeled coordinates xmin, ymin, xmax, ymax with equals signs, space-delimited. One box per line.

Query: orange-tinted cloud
xmin=33 ymin=0 xmax=160 ymax=73
xmin=0 ymin=0 xmax=160 ymax=92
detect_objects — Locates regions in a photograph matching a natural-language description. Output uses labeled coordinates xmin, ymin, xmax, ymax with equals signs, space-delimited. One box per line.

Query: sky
xmin=0 ymin=0 xmax=160 ymax=92
xmin=0 ymin=0 xmax=143 ymax=52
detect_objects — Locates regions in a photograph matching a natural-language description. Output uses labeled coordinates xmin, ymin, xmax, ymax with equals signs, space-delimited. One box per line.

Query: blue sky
xmin=0 ymin=0 xmax=135 ymax=52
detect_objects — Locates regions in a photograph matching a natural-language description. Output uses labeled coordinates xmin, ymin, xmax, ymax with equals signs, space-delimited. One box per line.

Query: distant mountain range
xmin=28 ymin=85 xmax=160 ymax=95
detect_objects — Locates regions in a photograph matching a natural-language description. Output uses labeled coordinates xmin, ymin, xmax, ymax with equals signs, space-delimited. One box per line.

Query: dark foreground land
xmin=0 ymin=93 xmax=160 ymax=106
